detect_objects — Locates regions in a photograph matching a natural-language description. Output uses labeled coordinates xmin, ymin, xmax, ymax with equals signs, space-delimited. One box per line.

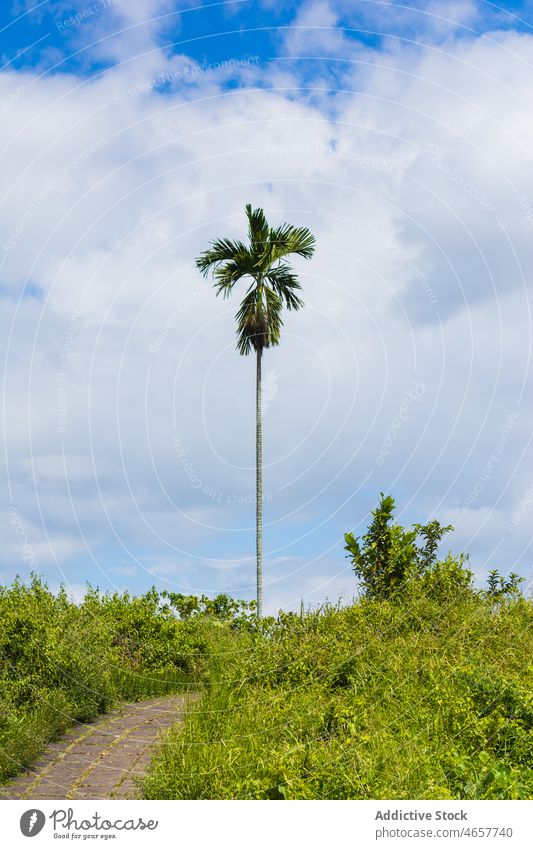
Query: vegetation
xmin=0 ymin=577 xmax=213 ymax=784
xmin=144 ymin=595 xmax=532 ymax=800
xmin=196 ymin=204 xmax=316 ymax=617
xmin=344 ymin=494 xmax=475 ymax=602
xmin=1 ymin=499 xmax=530 ymax=800
xmin=144 ymin=498 xmax=532 ymax=800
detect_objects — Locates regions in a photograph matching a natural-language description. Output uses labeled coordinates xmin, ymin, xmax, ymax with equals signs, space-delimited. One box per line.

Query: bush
xmin=344 ymin=494 xmax=462 ymax=599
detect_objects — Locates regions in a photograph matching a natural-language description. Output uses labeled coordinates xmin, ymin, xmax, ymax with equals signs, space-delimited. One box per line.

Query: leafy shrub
xmin=345 ymin=495 xmax=514 ymax=604
xmin=161 ymin=591 xmax=256 ymax=625
xmin=344 ymin=494 xmax=461 ymax=599
xmin=485 ymin=570 xmax=525 ymax=600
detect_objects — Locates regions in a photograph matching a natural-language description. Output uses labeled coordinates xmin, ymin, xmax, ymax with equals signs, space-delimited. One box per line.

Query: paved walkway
xmin=0 ymin=694 xmax=194 ymax=800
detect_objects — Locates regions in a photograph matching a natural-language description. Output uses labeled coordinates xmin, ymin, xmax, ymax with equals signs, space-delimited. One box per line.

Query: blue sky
xmin=2 ymin=2 xmax=280 ymax=74
xmin=3 ymin=1 xmax=533 ymax=78
xmin=1 ymin=0 xmax=533 ymax=610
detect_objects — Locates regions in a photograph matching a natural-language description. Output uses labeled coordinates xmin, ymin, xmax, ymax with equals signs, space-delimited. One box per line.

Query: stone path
xmin=0 ymin=694 xmax=194 ymax=800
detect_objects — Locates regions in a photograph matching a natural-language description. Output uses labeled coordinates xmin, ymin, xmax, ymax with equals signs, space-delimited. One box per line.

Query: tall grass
xmin=0 ymin=577 xmax=211 ymax=783
xmin=144 ymin=593 xmax=533 ymax=800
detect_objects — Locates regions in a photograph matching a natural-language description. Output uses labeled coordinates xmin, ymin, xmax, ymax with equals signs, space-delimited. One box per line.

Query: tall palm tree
xmin=196 ymin=204 xmax=316 ymax=617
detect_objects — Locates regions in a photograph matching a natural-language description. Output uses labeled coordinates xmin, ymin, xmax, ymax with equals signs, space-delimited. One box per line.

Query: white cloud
xmin=283 ymin=0 xmax=348 ymax=55
xmin=55 ymin=0 xmax=184 ymax=67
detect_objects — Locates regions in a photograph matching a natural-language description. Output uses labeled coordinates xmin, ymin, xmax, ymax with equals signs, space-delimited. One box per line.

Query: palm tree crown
xmin=196 ymin=204 xmax=316 ymax=354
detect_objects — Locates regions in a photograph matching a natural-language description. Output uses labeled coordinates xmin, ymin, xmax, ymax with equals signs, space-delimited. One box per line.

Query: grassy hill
xmin=143 ymin=592 xmax=533 ymax=800
xmin=143 ymin=496 xmax=533 ymax=800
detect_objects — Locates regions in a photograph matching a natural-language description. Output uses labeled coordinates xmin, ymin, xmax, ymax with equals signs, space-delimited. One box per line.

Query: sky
xmin=1 ymin=0 xmax=533 ymax=612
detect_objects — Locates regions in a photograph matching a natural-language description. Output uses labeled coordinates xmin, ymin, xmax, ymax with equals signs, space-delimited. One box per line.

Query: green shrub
xmin=485 ymin=569 xmax=525 ymax=600
xmin=344 ymin=494 xmax=460 ymax=599
xmin=344 ymin=496 xmax=527 ymax=610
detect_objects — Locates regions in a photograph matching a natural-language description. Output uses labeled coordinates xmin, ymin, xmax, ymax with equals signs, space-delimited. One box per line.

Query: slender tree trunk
xmin=256 ymin=346 xmax=263 ymax=618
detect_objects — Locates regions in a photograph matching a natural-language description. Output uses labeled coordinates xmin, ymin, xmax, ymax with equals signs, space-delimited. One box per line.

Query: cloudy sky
xmin=1 ymin=0 xmax=533 ymax=611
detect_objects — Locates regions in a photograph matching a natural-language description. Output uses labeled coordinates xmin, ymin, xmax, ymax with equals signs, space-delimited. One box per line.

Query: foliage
xmin=2 ymin=502 xmax=530 ymax=803
xmin=145 ymin=501 xmax=530 ymax=800
xmin=344 ymin=494 xmax=466 ymax=599
xmin=485 ymin=570 xmax=525 ymax=600
xmin=144 ymin=592 xmax=533 ymax=800
xmin=161 ymin=591 xmax=256 ymax=623
xmin=195 ymin=204 xmax=315 ymax=355
xmin=0 ymin=576 xmax=214 ymax=784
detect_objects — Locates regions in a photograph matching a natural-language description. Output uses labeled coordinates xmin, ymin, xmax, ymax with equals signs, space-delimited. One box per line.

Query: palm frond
xmin=235 ymin=284 xmax=282 ymax=355
xmin=263 ymin=285 xmax=283 ymax=342
xmin=196 ymin=238 xmax=254 ymax=298
xmin=195 ymin=238 xmax=250 ymax=276
xmin=245 ymin=204 xmax=270 ymax=256
xmin=265 ymin=264 xmax=305 ymax=311
xmin=212 ymin=258 xmax=252 ymax=298
xmin=268 ymin=224 xmax=316 ymax=262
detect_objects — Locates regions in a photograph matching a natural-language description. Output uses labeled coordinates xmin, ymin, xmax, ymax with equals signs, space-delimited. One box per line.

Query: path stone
xmin=0 ymin=694 xmax=195 ymax=800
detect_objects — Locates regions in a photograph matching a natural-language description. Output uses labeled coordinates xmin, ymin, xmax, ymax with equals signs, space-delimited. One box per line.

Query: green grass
xmin=0 ymin=576 xmax=211 ymax=784
xmin=143 ymin=593 xmax=533 ymax=800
